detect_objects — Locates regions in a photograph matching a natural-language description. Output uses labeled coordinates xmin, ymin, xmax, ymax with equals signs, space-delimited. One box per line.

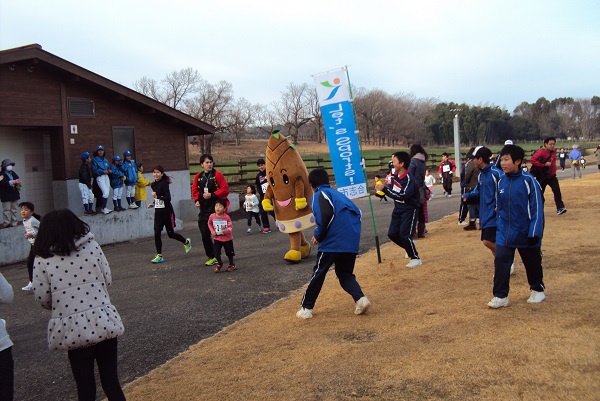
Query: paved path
xmin=1 ymin=168 xmax=593 ymax=400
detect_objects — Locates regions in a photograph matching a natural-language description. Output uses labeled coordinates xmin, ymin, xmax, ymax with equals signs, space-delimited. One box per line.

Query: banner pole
xmin=344 ymin=66 xmax=382 ymax=264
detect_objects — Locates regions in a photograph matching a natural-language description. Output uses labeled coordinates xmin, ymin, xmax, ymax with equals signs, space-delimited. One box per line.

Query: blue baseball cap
xmin=97 ymin=145 xmax=104 ymax=151
xmin=112 ymin=155 xmax=121 ymax=162
xmin=123 ymin=150 xmax=132 ymax=157
xmin=80 ymin=152 xmax=91 ymax=161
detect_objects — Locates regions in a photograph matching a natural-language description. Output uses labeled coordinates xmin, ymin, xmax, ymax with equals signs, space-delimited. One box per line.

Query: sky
xmin=1 ymin=0 xmax=599 ymax=113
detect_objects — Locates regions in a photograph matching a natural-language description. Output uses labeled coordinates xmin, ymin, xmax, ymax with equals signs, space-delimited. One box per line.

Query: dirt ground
xmin=122 ymin=173 xmax=600 ymax=401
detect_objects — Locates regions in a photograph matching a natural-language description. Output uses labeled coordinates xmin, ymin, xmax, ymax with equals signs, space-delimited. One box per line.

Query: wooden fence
xmin=190 ymin=154 xmax=455 ymax=187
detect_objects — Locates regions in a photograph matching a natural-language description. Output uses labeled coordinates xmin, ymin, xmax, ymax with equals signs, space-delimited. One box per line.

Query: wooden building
xmin=0 ymin=43 xmax=214 ymax=216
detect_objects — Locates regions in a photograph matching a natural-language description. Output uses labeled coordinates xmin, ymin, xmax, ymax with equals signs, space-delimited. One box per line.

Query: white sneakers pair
xmin=128 ymin=203 xmax=139 ymax=209
xmin=296 ymin=296 xmax=372 ymax=319
xmin=103 ymin=208 xmax=112 ymax=215
xmin=406 ymin=259 xmax=422 ymax=268
xmin=487 ymin=290 xmax=545 ymax=309
xmin=22 ymin=282 xmax=33 ymax=291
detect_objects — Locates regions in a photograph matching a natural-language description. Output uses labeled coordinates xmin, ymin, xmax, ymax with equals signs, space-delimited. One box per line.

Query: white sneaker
xmin=103 ymin=208 xmax=112 ymax=215
xmin=458 ymin=221 xmax=468 ymax=226
xmin=447 ymin=194 xmax=452 ymax=198
xmin=354 ymin=296 xmax=371 ymax=315
xmin=296 ymin=307 xmax=313 ymax=319
xmin=487 ymin=297 xmax=509 ymax=309
xmin=527 ymin=290 xmax=545 ymax=303
xmin=510 ymin=263 xmax=515 ymax=275
xmin=406 ymin=259 xmax=422 ymax=268
xmin=247 ymin=228 xmax=252 ymax=234
xmin=22 ymin=282 xmax=33 ymax=291
xmin=129 ymin=204 xmax=139 ymax=209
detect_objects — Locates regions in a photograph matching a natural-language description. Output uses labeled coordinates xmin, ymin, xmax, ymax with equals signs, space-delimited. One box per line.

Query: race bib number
xmin=559 ymin=153 xmax=565 ymax=158
xmin=155 ymin=198 xmax=165 ymax=209
xmin=212 ymin=218 xmax=227 ymax=235
xmin=245 ymin=202 xmax=254 ymax=211
xmin=442 ymin=164 xmax=451 ymax=173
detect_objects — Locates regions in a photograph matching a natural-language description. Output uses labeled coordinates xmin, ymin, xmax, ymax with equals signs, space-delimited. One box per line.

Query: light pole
xmin=451 ymin=109 xmax=462 ymax=177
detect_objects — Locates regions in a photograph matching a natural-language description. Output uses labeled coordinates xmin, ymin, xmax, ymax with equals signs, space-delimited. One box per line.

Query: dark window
xmin=112 ymin=127 xmax=136 ymax=160
xmin=67 ymin=97 xmax=95 ymax=118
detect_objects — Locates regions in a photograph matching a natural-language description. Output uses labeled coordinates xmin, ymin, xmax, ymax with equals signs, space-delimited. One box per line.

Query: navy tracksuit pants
xmin=301 ymin=252 xmax=364 ymax=310
xmin=494 ymin=245 xmax=545 ymax=298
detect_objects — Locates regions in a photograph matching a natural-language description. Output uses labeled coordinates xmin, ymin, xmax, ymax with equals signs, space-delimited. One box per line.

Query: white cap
xmin=504 ymin=140 xmax=513 ymax=145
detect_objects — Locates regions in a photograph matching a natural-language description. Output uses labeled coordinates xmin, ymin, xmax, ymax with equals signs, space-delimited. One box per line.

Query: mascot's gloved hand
xmin=262 ymin=198 xmax=274 ymax=212
xmin=295 ymin=197 xmax=307 ymax=210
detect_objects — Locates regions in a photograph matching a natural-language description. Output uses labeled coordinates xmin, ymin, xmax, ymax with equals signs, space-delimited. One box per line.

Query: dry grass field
xmin=123 ymin=173 xmax=600 ymax=401
xmin=190 ymin=139 xmax=387 ymax=162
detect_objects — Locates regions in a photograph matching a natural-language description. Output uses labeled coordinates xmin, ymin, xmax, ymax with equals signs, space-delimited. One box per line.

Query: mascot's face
xmin=265 ymin=131 xmax=312 ymax=220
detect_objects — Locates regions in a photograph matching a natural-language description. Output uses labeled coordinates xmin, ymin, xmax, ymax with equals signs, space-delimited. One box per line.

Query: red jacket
xmin=530 ymin=147 xmax=557 ymax=177
xmin=192 ymin=169 xmax=230 ymax=217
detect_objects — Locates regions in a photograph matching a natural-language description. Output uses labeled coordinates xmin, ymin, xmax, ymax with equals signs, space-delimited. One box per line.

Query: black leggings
xmin=67 ymin=338 xmax=125 ymax=401
xmin=154 ymin=210 xmax=186 ymax=254
xmin=0 ymin=347 xmax=14 ymax=401
xmin=247 ymin=211 xmax=261 ymax=227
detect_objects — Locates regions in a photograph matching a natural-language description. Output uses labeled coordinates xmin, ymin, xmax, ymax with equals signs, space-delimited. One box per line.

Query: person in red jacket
xmin=438 ymin=153 xmax=456 ymax=197
xmin=530 ymin=137 xmax=567 ymax=215
xmin=192 ymin=154 xmax=230 ymax=266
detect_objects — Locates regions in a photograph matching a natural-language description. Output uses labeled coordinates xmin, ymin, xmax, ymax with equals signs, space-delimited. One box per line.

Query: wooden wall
xmin=0 ymin=63 xmax=190 ymax=180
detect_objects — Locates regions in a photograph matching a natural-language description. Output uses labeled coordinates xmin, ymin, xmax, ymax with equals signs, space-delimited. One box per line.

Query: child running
xmin=208 ymin=198 xmax=236 ymax=273
xmin=424 ymin=169 xmax=435 ymax=197
xmin=373 ymin=175 xmax=388 ymax=203
xmin=148 ymin=166 xmax=191 ymax=263
xmin=244 ymin=185 xmax=261 ymax=233
xmin=19 ymin=202 xmax=40 ymax=291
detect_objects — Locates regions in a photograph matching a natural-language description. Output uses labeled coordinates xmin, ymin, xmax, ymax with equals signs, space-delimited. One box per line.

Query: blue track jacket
xmin=91 ymin=156 xmax=110 ymax=178
xmin=463 ymin=163 xmax=504 ymax=229
xmin=496 ymin=170 xmax=544 ymax=248
xmin=382 ymin=170 xmax=420 ymax=210
xmin=121 ymin=160 xmax=138 ymax=185
xmin=310 ymin=184 xmax=362 ymax=254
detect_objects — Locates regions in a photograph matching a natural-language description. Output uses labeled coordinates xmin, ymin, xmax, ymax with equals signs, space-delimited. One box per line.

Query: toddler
xmin=244 ymin=185 xmax=261 ymax=233
xmin=208 ymin=199 xmax=236 ymax=273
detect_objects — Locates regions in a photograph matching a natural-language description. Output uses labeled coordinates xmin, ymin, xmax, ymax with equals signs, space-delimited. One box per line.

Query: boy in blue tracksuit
xmin=121 ymin=150 xmax=139 ymax=209
xmin=296 ymin=168 xmax=371 ymax=319
xmin=376 ymin=151 xmax=422 ymax=268
xmin=488 ymin=145 xmax=545 ymax=309
xmin=109 ymin=156 xmax=126 ymax=211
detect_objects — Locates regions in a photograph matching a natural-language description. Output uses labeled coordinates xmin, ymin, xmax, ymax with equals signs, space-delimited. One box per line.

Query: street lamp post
xmin=451 ymin=110 xmax=462 ymax=178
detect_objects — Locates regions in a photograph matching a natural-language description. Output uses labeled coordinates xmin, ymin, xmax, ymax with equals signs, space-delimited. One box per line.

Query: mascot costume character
xmin=262 ymin=130 xmax=315 ymax=263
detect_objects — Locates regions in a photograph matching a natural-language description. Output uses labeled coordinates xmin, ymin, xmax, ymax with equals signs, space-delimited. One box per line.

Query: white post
xmin=453 ymin=114 xmax=462 ymax=178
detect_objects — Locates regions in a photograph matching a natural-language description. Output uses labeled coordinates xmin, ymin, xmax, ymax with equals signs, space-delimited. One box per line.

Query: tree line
xmin=134 ymin=68 xmax=600 ymax=154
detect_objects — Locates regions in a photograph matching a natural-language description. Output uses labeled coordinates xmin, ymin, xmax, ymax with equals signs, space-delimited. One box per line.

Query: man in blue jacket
xmin=489 ymin=145 xmax=546 ymax=309
xmin=296 ymin=168 xmax=371 ymax=319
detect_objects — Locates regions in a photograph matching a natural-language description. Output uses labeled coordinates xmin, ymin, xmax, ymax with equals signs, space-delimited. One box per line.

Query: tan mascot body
xmin=262 ymin=130 xmax=314 ymax=262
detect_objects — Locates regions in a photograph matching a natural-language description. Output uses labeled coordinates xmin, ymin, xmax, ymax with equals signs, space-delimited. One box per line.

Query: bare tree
xmin=253 ymin=104 xmax=280 ymax=136
xmin=133 ymin=68 xmax=203 ymax=110
xmin=161 ymin=67 xmax=203 ymax=109
xmin=274 ymin=83 xmax=313 ymax=144
xmin=133 ymin=76 xmax=166 ymax=103
xmin=183 ymin=80 xmax=235 ymax=154
xmin=576 ymin=98 xmax=599 ymax=140
xmin=225 ymin=98 xmax=257 ymax=146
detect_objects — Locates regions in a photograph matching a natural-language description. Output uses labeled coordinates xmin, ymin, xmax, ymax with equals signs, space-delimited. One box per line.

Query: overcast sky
xmin=1 ymin=0 xmax=598 ymax=113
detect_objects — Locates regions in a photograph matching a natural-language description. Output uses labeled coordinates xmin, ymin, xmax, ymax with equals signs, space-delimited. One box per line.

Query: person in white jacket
xmin=0 ymin=273 xmax=14 ymax=401
xmin=32 ymin=209 xmax=125 ymax=401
